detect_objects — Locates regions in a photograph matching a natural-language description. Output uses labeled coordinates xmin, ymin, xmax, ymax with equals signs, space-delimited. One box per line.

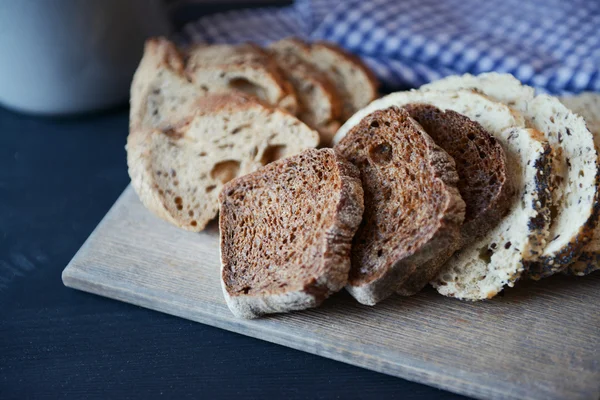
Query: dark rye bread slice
xmin=219 ymin=148 xmax=364 ymax=318
xmin=335 ymin=107 xmax=465 ymax=305
xmin=396 ymin=103 xmax=512 ymax=296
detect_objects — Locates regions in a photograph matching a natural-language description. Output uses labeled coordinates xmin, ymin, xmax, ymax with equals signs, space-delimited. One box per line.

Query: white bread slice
xmin=560 ymin=93 xmax=600 ymax=275
xmin=333 ymin=89 xmax=553 ymax=299
xmin=185 ymin=43 xmax=298 ymax=114
xmin=421 ymin=72 xmax=535 ymax=111
xmin=268 ymin=43 xmax=342 ymax=145
xmin=127 ymin=93 xmax=319 ymax=232
xmin=272 ymin=38 xmax=379 ymax=120
xmin=433 ymin=127 xmax=553 ymax=299
xmin=219 ymin=148 xmax=364 ymax=318
xmin=422 ymin=74 xmax=600 ymax=279
xmin=130 ymin=38 xmax=203 ymax=132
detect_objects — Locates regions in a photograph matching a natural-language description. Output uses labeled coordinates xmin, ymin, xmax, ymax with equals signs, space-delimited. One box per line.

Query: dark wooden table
xmin=0 ymin=104 xmax=468 ymax=399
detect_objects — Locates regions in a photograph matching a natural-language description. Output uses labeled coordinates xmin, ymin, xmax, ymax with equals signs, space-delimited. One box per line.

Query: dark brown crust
xmin=335 ymin=106 xmax=464 ymax=305
xmin=396 ymin=104 xmax=513 ymax=296
xmin=219 ymin=148 xmax=364 ymax=317
xmin=527 ymin=160 xmax=600 ymax=279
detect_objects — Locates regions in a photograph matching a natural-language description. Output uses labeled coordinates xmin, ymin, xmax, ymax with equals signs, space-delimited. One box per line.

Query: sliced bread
xmin=127 ymin=93 xmax=319 ymax=232
xmin=130 ymin=38 xmax=203 ymax=132
xmin=271 ymin=38 xmax=379 ymax=120
xmin=396 ymin=103 xmax=512 ymax=296
xmin=432 ymin=127 xmax=553 ymax=299
xmin=335 ymin=106 xmax=465 ymax=305
xmin=560 ymin=93 xmax=600 ymax=276
xmin=333 ymin=89 xmax=553 ymax=299
xmin=268 ymin=42 xmax=342 ymax=145
xmin=422 ymin=74 xmax=600 ymax=278
xmin=219 ymin=148 xmax=364 ymax=318
xmin=185 ymin=42 xmax=298 ymax=114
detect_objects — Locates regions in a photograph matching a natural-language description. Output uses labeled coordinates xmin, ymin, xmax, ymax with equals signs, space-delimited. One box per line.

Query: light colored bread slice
xmin=268 ymin=42 xmax=343 ymax=146
xmin=420 ymin=74 xmax=600 ymax=278
xmin=396 ymin=103 xmax=513 ymax=296
xmin=272 ymin=38 xmax=379 ymax=120
xmin=334 ymin=89 xmax=527 ymax=145
xmin=129 ymin=38 xmax=203 ymax=132
xmin=185 ymin=43 xmax=298 ymax=114
xmin=335 ymin=106 xmax=465 ymax=305
xmin=560 ymin=93 xmax=600 ymax=276
xmin=433 ymin=127 xmax=553 ymax=299
xmin=421 ymin=72 xmax=535 ymax=111
xmin=333 ymin=89 xmax=553 ymax=299
xmin=127 ymin=93 xmax=319 ymax=232
xmin=219 ymin=148 xmax=364 ymax=319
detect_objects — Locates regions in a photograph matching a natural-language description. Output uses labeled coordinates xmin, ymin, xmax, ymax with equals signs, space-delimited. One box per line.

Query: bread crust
xmin=336 ymin=106 xmax=465 ymax=305
xmin=219 ymin=148 xmax=364 ymax=318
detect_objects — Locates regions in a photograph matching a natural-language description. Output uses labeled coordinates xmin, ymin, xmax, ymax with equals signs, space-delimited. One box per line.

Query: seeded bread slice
xmin=272 ymin=38 xmax=379 ymax=120
xmin=185 ymin=43 xmax=298 ymax=114
xmin=422 ymin=74 xmax=600 ymax=278
xmin=219 ymin=148 xmax=364 ymax=318
xmin=127 ymin=93 xmax=319 ymax=232
xmin=396 ymin=103 xmax=512 ymax=296
xmin=433 ymin=127 xmax=553 ymax=299
xmin=268 ymin=42 xmax=342 ymax=145
xmin=333 ymin=89 xmax=553 ymax=299
xmin=335 ymin=106 xmax=465 ymax=305
xmin=560 ymin=93 xmax=600 ymax=275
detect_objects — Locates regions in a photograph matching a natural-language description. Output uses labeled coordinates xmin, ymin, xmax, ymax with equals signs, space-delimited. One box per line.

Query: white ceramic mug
xmin=0 ymin=0 xmax=171 ymax=115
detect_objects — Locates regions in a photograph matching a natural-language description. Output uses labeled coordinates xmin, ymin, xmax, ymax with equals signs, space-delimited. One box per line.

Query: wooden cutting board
xmin=62 ymin=185 xmax=600 ymax=400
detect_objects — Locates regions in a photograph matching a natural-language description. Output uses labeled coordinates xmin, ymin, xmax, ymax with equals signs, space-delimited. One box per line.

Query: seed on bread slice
xmin=185 ymin=43 xmax=298 ymax=114
xmin=432 ymin=127 xmax=553 ymax=299
xmin=423 ymin=74 xmax=600 ymax=278
xmin=560 ymin=93 xmax=600 ymax=276
xmin=127 ymin=93 xmax=319 ymax=232
xmin=272 ymin=38 xmax=379 ymax=120
xmin=219 ymin=148 xmax=364 ymax=318
xmin=396 ymin=103 xmax=512 ymax=296
xmin=335 ymin=106 xmax=465 ymax=305
xmin=269 ymin=42 xmax=343 ymax=145
xmin=334 ymin=89 xmax=553 ymax=299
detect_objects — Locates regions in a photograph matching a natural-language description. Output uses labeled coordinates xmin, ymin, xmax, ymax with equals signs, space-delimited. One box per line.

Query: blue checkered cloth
xmin=178 ymin=0 xmax=600 ymax=94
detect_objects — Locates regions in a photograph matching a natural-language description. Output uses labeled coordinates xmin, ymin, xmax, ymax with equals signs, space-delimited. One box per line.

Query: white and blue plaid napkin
xmin=178 ymin=0 xmax=600 ymax=94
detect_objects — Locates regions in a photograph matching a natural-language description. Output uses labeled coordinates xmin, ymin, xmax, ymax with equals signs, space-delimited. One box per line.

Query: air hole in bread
xmin=206 ymin=185 xmax=217 ymax=193
xmin=190 ymin=220 xmax=197 ymax=227
xmin=228 ymin=78 xmax=266 ymax=101
xmin=369 ymin=142 xmax=393 ymax=164
xmin=210 ymin=160 xmax=241 ymax=184
xmin=478 ymin=246 xmax=492 ymax=264
xmin=260 ymin=145 xmax=287 ymax=165
xmin=199 ymin=152 xmax=207 ymax=157
xmin=370 ymin=121 xmax=380 ymax=129
xmin=231 ymin=124 xmax=251 ymax=135
xmin=579 ymin=170 xmax=585 ymax=177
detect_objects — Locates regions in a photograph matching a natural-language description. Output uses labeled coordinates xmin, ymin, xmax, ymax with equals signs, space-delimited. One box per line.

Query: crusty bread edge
xmin=219 ymin=149 xmax=364 ymax=318
xmin=342 ymin=110 xmax=465 ymax=305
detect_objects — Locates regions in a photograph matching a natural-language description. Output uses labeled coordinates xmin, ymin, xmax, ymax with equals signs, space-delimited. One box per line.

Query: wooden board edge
xmin=62 ymin=264 xmax=529 ymax=400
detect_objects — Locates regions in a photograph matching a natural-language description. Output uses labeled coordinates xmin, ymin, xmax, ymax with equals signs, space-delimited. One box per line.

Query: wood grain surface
xmin=62 ymin=185 xmax=600 ymax=400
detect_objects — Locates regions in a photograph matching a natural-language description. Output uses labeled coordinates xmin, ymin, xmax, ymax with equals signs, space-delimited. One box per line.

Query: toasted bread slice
xmin=560 ymin=93 xmax=600 ymax=276
xmin=423 ymin=74 xmax=600 ymax=279
xmin=334 ymin=89 xmax=553 ymax=299
xmin=185 ymin=42 xmax=298 ymax=114
xmin=335 ymin=106 xmax=465 ymax=305
xmin=127 ymin=93 xmax=319 ymax=232
xmin=272 ymin=38 xmax=379 ymax=120
xmin=219 ymin=148 xmax=364 ymax=318
xmin=269 ymin=42 xmax=342 ymax=145
xmin=396 ymin=103 xmax=512 ymax=296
